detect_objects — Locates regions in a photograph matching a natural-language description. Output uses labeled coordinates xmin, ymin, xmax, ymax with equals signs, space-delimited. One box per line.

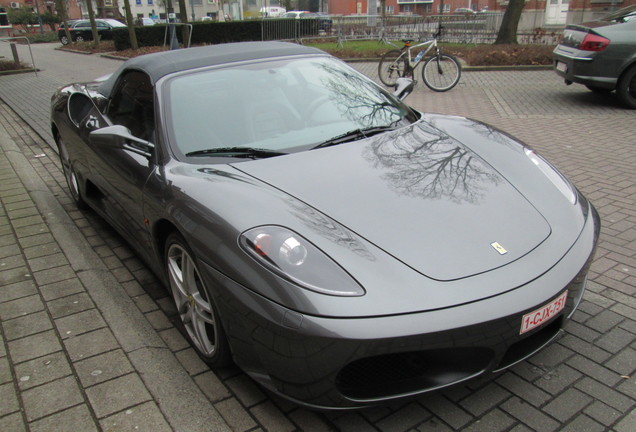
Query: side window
xmin=108 ymin=70 xmax=155 ymax=141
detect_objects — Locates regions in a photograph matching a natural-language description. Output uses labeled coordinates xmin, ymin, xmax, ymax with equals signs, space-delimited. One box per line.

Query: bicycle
xmin=378 ymin=26 xmax=461 ymax=92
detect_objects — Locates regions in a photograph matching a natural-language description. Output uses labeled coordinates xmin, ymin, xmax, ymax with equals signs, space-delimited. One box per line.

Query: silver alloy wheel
xmin=60 ymin=35 xmax=69 ymax=45
xmin=58 ymin=138 xmax=81 ymax=203
xmin=166 ymin=243 xmax=218 ymax=357
xmin=75 ymin=35 xmax=84 ymax=43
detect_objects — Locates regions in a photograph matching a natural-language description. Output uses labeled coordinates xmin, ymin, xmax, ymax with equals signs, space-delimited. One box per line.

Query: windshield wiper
xmin=312 ymin=125 xmax=397 ymax=150
xmin=186 ymin=147 xmax=287 ymax=159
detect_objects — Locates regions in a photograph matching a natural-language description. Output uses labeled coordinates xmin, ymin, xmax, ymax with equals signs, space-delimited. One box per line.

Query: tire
xmin=59 ymin=35 xmax=69 ymax=46
xmin=164 ymin=233 xmax=231 ymax=367
xmin=422 ymin=54 xmax=461 ymax=92
xmin=585 ymin=85 xmax=612 ymax=94
xmin=378 ymin=49 xmax=409 ymax=87
xmin=57 ymin=135 xmax=87 ymax=209
xmin=74 ymin=35 xmax=85 ymax=43
xmin=616 ymin=65 xmax=636 ymax=109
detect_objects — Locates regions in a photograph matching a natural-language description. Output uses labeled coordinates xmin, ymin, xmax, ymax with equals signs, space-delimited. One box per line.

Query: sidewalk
xmin=1 ymin=42 xmax=635 ymax=432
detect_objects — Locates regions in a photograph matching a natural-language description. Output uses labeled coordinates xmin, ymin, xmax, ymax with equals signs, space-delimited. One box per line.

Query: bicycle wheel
xmin=421 ymin=54 xmax=461 ymax=92
xmin=378 ymin=50 xmax=408 ymax=87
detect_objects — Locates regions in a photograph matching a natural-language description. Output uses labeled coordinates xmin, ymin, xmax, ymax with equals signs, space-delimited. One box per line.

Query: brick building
xmin=327 ymin=0 xmax=636 ymax=27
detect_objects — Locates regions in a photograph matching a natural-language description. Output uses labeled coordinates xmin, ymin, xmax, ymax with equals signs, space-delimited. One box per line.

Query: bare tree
xmin=54 ymin=0 xmax=72 ymax=44
xmin=122 ymin=0 xmax=139 ymax=49
xmin=85 ymin=0 xmax=100 ymax=47
xmin=495 ymin=0 xmax=526 ymax=44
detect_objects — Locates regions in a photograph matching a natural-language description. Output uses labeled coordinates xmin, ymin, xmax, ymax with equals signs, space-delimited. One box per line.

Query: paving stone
xmin=500 ymin=397 xmax=560 ymax=432
xmin=158 ymin=327 xmax=190 ymax=352
xmin=193 ymin=370 xmax=231 ymax=403
xmin=287 ymin=408 xmax=334 ymax=432
xmin=22 ymin=376 xmax=84 ymax=421
xmin=462 ymin=409 xmax=516 ymax=432
xmin=28 ymin=252 xmax=69 ymax=272
xmin=559 ymin=414 xmax=605 ymax=432
xmin=7 ymin=329 xmax=63 ymax=364
xmin=543 ymin=387 xmax=594 ymax=422
xmin=14 ymin=351 xmax=72 ymax=390
xmin=55 ymin=308 xmax=106 ymax=339
xmin=33 ymin=265 xmax=75 ymax=286
xmin=0 ymin=382 xmax=20 ymax=417
xmin=215 ymin=397 xmax=258 ymax=431
xmin=47 ymin=292 xmax=95 ymax=319
xmin=99 ymin=401 xmax=172 ymax=432
xmin=615 ymin=407 xmax=636 ymax=432
xmin=0 ymin=280 xmax=37 ymax=303
xmin=39 ymin=278 xmax=85 ymax=301
xmin=144 ymin=309 xmax=172 ymax=331
xmin=495 ymin=372 xmax=551 ymax=407
xmin=74 ymin=349 xmax=135 ymax=387
xmin=376 ymin=402 xmax=430 ymax=432
xmin=0 ymin=356 xmax=11 ymax=385
xmin=250 ymin=400 xmax=296 ymax=432
xmin=568 ymin=355 xmax=624 ymax=387
xmin=534 ymin=363 xmax=583 ymax=395
xmin=225 ymin=373 xmax=268 ymax=408
xmin=17 ymin=232 xmax=55 ymax=249
xmin=64 ymin=328 xmax=120 ymax=362
xmin=421 ymin=394 xmax=472 ymax=430
xmin=3 ymin=310 xmax=52 ymax=341
xmin=0 ymin=294 xmax=44 ymax=320
xmin=595 ymin=327 xmax=635 ymax=353
xmin=414 ymin=416 xmax=455 ymax=432
xmin=583 ymin=401 xmax=623 ymax=427
xmin=85 ymin=373 xmax=152 ymax=418
xmin=575 ymin=377 xmax=635 ymax=413
xmin=132 ymin=293 xmax=158 ymax=313
xmin=0 ymin=253 xmax=26 ymax=272
xmin=460 ymin=382 xmax=511 ymax=416
xmin=0 ymin=412 xmax=26 ymax=432
xmin=0 ymin=266 xmax=33 ymax=286
xmin=29 ymin=404 xmax=98 ymax=432
xmin=175 ymin=348 xmax=209 ymax=376
xmin=22 ymin=242 xmax=61 ymax=260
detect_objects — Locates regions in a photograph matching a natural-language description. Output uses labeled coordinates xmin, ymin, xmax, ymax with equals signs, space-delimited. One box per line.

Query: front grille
xmin=336 ymin=348 xmax=493 ymax=400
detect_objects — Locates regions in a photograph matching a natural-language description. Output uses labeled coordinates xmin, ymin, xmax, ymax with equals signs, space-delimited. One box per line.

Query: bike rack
xmin=0 ymin=36 xmax=37 ymax=76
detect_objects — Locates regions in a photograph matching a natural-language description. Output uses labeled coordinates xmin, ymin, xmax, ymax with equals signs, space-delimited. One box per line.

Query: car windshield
xmin=163 ymin=56 xmax=416 ymax=159
xmin=602 ymin=5 xmax=636 ymax=22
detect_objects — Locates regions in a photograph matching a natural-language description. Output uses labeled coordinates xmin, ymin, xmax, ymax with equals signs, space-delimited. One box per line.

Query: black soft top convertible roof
xmin=98 ymin=41 xmax=324 ymax=97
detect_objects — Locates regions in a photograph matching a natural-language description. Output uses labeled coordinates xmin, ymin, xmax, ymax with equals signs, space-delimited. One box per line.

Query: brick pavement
xmin=0 ymin=42 xmax=635 ymax=431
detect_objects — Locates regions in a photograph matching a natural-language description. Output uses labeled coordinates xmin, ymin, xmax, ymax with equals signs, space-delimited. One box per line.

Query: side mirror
xmin=90 ymin=125 xmax=155 ymax=158
xmin=393 ymin=77 xmax=416 ymax=101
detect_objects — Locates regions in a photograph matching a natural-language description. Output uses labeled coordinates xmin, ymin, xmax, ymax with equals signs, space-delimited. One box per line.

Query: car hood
xmin=234 ymin=121 xmax=551 ymax=281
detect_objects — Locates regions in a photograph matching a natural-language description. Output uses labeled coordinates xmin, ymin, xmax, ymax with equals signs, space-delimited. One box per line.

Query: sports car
xmin=50 ymin=42 xmax=599 ymax=409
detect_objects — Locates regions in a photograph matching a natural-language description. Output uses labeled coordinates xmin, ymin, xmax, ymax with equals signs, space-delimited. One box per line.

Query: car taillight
xmin=579 ymin=34 xmax=610 ymax=51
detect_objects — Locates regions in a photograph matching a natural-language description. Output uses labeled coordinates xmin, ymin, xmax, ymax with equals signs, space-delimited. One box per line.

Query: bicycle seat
xmin=402 ymin=39 xmax=415 ymax=45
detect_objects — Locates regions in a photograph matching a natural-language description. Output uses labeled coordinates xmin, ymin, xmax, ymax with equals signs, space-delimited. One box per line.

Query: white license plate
xmin=520 ymin=291 xmax=568 ymax=334
xmin=556 ymin=61 xmax=568 ymax=73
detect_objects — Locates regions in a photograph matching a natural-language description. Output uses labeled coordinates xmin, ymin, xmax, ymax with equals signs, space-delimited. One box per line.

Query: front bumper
xmin=202 ymin=203 xmax=599 ymax=409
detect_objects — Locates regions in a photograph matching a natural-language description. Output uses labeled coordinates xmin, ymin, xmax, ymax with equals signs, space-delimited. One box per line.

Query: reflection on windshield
xmin=164 ymin=57 xmax=414 ymax=159
xmin=363 ymin=123 xmax=501 ymax=203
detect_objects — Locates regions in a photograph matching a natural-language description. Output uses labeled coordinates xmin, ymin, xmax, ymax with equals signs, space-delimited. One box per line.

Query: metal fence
xmin=262 ymin=14 xmax=562 ymax=46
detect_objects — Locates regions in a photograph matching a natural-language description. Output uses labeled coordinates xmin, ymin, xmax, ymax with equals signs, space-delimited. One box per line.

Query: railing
xmin=0 ymin=36 xmax=37 ymax=76
xmin=262 ymin=14 xmax=562 ymax=46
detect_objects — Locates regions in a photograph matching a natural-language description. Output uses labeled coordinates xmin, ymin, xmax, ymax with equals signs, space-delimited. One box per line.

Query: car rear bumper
xmin=202 ymin=203 xmax=599 ymax=409
xmin=553 ymin=46 xmax=618 ymax=89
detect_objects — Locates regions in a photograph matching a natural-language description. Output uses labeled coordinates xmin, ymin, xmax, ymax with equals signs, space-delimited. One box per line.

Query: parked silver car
xmin=553 ymin=5 xmax=636 ymax=108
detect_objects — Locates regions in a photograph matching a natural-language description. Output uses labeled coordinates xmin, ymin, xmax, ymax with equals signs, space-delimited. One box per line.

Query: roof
xmin=98 ymin=41 xmax=324 ymax=97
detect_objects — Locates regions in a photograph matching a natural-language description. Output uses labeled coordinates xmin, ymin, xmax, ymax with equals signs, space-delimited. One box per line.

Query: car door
xmin=88 ymin=70 xmax=157 ymax=259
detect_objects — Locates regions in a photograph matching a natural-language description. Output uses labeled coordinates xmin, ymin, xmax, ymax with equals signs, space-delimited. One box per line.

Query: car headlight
xmin=524 ymin=148 xmax=577 ymax=204
xmin=239 ymin=226 xmax=365 ymax=297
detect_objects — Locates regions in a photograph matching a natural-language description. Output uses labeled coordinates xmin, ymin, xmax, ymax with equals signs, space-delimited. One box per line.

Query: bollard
xmin=10 ymin=42 xmax=20 ymax=68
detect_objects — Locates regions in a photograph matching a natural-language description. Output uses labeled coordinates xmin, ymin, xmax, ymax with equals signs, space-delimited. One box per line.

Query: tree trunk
xmin=495 ymin=0 xmax=526 ymax=44
xmin=85 ymin=0 xmax=100 ymax=47
xmin=178 ymin=0 xmax=190 ymax=46
xmin=122 ymin=0 xmax=139 ymax=50
xmin=55 ymin=0 xmax=72 ymax=45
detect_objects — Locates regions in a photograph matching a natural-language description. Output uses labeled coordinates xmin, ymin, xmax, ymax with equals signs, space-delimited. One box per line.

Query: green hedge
xmin=112 ymin=19 xmax=321 ymax=51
